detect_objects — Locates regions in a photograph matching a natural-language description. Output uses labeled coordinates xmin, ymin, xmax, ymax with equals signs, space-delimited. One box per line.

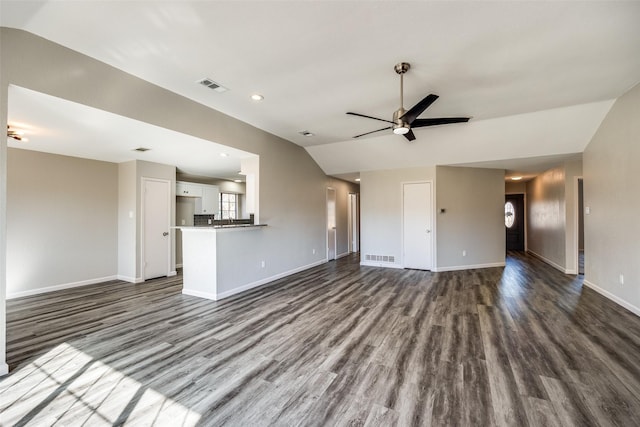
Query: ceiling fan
xmin=347 ymin=62 xmax=470 ymax=141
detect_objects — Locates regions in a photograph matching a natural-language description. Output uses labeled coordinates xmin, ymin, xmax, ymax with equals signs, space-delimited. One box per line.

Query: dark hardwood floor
xmin=2 ymin=252 xmax=640 ymax=426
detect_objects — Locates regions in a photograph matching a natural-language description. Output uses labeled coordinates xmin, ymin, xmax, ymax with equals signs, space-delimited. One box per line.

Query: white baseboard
xmin=527 ymin=250 xmax=567 ymax=273
xmin=182 ymin=288 xmax=218 ymax=301
xmin=7 ymin=275 xmax=119 ymax=299
xmin=117 ymin=275 xmax=144 ymax=283
xmin=359 ymin=261 xmax=404 ymax=269
xmin=432 ymin=261 xmax=506 ymax=272
xmin=168 ymin=270 xmax=177 ymax=277
xmin=0 ymin=362 xmax=8 ymax=376
xmin=583 ymin=279 xmax=640 ymax=317
xmin=214 ymin=259 xmax=328 ymax=301
xmin=336 ymin=252 xmax=350 ymax=260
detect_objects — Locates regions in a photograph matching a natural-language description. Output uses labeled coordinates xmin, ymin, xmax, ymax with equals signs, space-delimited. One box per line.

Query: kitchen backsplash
xmin=193 ymin=214 xmax=254 ymax=226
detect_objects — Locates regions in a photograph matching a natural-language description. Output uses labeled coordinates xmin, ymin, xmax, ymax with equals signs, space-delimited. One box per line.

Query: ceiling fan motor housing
xmin=392 ymin=108 xmax=410 ymax=134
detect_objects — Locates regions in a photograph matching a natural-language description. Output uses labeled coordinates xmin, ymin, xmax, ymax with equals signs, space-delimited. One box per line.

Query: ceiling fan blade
xmin=347 ymin=112 xmax=395 ymax=124
xmin=353 ymin=126 xmax=392 ymax=138
xmin=403 ymin=130 xmax=416 ymax=142
xmin=411 ymin=117 xmax=470 ymax=127
xmin=400 ymin=94 xmax=439 ymax=124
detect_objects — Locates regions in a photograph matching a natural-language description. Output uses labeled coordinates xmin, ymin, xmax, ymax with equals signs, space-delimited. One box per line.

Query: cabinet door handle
xmin=162 ymin=232 xmax=169 ymax=236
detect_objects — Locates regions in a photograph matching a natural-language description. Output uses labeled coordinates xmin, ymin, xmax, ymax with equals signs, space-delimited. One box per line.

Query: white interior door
xmin=403 ymin=182 xmax=433 ymax=270
xmin=143 ymin=178 xmax=170 ymax=280
xmin=327 ymin=188 xmax=336 ymax=260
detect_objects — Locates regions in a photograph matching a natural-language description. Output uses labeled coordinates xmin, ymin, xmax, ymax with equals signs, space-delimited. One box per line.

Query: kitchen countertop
xmin=174 ymin=224 xmax=267 ymax=230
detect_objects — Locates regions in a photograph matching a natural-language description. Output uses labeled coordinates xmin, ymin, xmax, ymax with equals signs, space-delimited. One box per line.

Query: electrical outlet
xmin=462 ymin=250 xmax=467 ymax=257
xmin=620 ymin=274 xmax=624 ymax=285
xmin=313 ymin=249 xmax=316 ymax=255
xmin=181 ymin=219 xmax=186 ymax=225
xmin=261 ymin=260 xmax=266 ymax=268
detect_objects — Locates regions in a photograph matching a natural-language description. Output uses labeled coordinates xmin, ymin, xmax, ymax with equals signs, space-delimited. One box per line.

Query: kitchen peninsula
xmin=177 ymin=224 xmax=267 ymax=301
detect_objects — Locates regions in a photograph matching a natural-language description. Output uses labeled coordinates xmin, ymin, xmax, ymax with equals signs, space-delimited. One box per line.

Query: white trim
xmin=117 ymin=275 xmax=144 ymax=283
xmin=7 ymin=275 xmax=119 ymax=299
xmin=185 ymin=259 xmax=328 ymax=301
xmin=182 ymin=288 xmax=218 ymax=300
xmin=527 ymin=250 xmax=568 ymax=273
xmin=583 ymin=279 xmax=640 ymax=317
xmin=360 ymin=261 xmax=404 ymax=269
xmin=326 ymin=187 xmax=337 ymax=261
xmin=0 ymin=363 xmax=8 ymax=377
xmin=432 ymin=262 xmax=506 ymax=272
xmin=336 ymin=251 xmax=350 ymax=260
xmin=168 ymin=270 xmax=177 ymax=277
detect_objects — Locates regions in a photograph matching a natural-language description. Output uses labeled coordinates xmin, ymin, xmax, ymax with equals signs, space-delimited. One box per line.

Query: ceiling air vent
xmin=197 ymin=78 xmax=228 ymax=93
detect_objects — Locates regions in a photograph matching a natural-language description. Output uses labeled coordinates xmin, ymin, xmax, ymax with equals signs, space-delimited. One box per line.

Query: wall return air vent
xmin=197 ymin=78 xmax=229 ymax=93
xmin=365 ymin=254 xmax=395 ymax=263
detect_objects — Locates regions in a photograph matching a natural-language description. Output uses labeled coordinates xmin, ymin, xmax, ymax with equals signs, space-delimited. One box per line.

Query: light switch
xmin=585 ymin=207 xmax=591 ymax=215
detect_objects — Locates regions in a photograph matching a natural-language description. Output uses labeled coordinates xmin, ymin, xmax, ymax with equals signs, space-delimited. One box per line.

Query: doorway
xmin=505 ymin=194 xmax=525 ymax=251
xmin=142 ymin=178 xmax=171 ymax=280
xmin=402 ymin=182 xmax=433 ymax=270
xmin=577 ymin=178 xmax=584 ymax=275
xmin=327 ymin=187 xmax=337 ymax=261
xmin=347 ymin=193 xmax=359 ymax=253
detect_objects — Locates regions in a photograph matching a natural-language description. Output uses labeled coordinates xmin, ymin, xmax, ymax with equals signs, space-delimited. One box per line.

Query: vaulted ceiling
xmin=2 ymin=1 xmax=640 ymax=180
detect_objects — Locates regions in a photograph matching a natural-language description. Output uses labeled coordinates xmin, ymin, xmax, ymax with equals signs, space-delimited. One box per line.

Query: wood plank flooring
xmin=2 ymin=252 xmax=640 ymax=426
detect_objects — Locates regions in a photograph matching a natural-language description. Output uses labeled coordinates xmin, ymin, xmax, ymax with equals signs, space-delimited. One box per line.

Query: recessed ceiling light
xmin=7 ymin=126 xmax=28 ymax=142
xmin=251 ymin=94 xmax=264 ymax=101
xmin=234 ymin=179 xmax=243 ymax=183
xmin=511 ymin=176 xmax=523 ymax=181
xmin=355 ymin=178 xmax=361 ymax=182
xmin=299 ymin=130 xmax=314 ymax=137
xmin=220 ymin=153 xmax=229 ymax=157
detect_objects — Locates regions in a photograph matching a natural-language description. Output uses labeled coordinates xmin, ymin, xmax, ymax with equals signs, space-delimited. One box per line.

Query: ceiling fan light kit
xmin=347 ymin=62 xmax=470 ymax=142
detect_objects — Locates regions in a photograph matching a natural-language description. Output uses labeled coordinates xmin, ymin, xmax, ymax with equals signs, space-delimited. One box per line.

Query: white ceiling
xmin=2 ymin=1 xmax=640 ymax=179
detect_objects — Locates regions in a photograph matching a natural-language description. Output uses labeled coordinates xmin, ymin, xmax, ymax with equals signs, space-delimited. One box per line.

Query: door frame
xmin=505 ymin=191 xmax=527 ymax=252
xmin=401 ymin=180 xmax=435 ymax=270
xmin=141 ymin=177 xmax=172 ymax=280
xmin=326 ymin=187 xmax=337 ymax=261
xmin=572 ymin=176 xmax=584 ymax=275
xmin=347 ymin=192 xmax=359 ymax=253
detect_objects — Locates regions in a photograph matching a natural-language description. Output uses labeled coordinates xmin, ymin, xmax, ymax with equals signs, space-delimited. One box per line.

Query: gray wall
xmin=435 ymin=166 xmax=505 ymax=270
xmin=360 ymin=167 xmax=436 ymax=268
xmin=583 ymin=82 xmax=640 ymax=313
xmin=360 ymin=166 xmax=505 ymax=271
xmin=526 ymin=159 xmax=582 ymax=273
xmin=7 ymin=148 xmax=118 ymax=297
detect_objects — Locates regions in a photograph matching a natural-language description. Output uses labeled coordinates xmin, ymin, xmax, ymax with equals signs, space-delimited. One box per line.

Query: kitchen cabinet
xmin=177 ymin=181 xmax=219 ymax=216
xmin=176 ymin=181 xmax=202 ymax=197
xmin=201 ymin=185 xmax=219 ymax=215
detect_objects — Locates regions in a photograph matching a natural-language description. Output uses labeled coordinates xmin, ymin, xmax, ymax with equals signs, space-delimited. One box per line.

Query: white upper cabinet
xmin=176 ymin=181 xmax=202 ymax=197
xmin=201 ymin=185 xmax=219 ymax=216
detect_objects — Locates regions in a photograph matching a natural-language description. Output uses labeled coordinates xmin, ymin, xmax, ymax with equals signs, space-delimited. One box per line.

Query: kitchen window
xmin=219 ymin=193 xmax=238 ymax=219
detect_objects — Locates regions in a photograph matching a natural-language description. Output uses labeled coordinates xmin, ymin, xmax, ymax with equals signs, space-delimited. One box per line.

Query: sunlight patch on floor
xmin=0 ymin=343 xmax=201 ymax=426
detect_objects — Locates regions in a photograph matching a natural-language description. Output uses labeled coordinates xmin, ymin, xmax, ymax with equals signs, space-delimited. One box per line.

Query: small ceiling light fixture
xmin=220 ymin=153 xmax=229 ymax=157
xmin=511 ymin=176 xmax=523 ymax=181
xmin=234 ymin=179 xmax=243 ymax=183
xmin=298 ymin=130 xmax=314 ymax=137
xmin=251 ymin=94 xmax=264 ymax=101
xmin=132 ymin=147 xmax=151 ymax=152
xmin=355 ymin=178 xmax=361 ymax=182
xmin=7 ymin=126 xmax=28 ymax=142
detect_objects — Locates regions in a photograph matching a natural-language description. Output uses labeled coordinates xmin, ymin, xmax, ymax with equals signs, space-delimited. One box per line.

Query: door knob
xmin=163 ymin=232 xmax=169 ymax=236
xmin=426 ymin=229 xmax=431 ymax=233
